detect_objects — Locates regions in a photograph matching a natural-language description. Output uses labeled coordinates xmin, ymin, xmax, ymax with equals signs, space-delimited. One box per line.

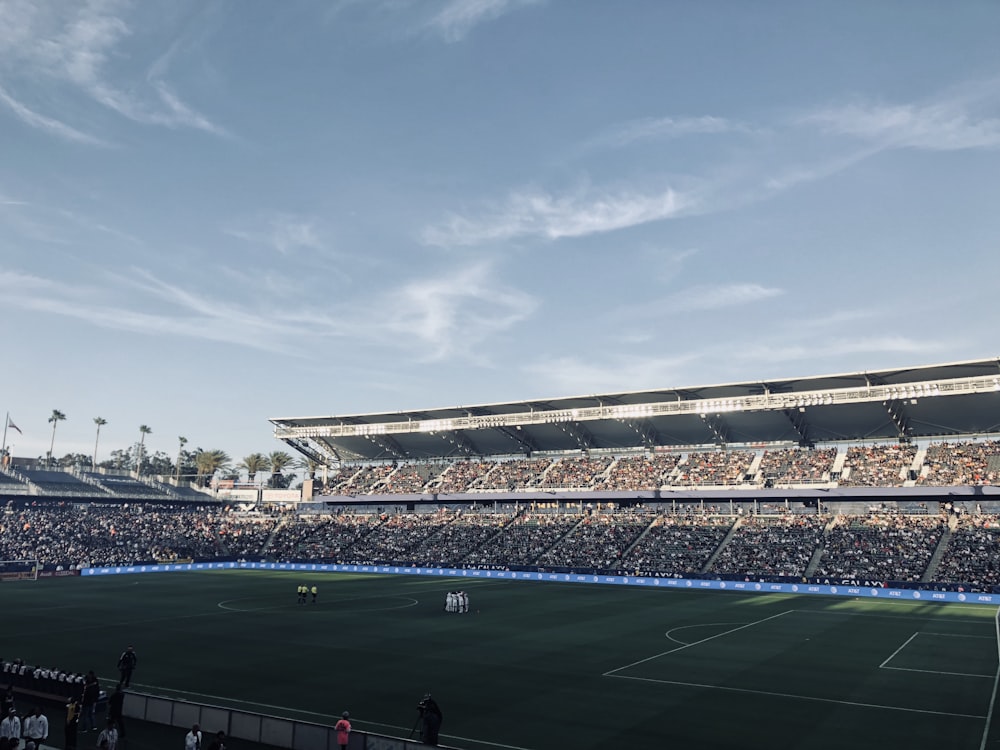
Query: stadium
xmin=4 ymin=358 xmax=1000 ymax=750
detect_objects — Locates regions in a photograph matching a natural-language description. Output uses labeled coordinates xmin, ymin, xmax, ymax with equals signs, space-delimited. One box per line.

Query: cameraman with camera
xmin=417 ymin=694 xmax=443 ymax=746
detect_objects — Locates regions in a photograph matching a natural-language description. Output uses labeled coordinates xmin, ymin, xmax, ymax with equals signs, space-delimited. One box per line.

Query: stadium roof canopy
xmin=271 ymin=358 xmax=1000 ymax=465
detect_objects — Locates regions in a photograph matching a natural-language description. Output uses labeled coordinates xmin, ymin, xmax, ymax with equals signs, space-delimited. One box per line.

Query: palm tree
xmin=136 ymin=425 xmax=152 ymax=475
xmin=175 ymin=436 xmax=188 ymax=482
xmin=47 ymin=409 xmax=66 ymax=466
xmin=92 ymin=417 xmax=107 ymax=471
xmin=194 ymin=449 xmax=231 ymax=487
xmin=239 ymin=453 xmax=269 ymax=486
xmin=267 ymin=450 xmax=295 ymax=489
xmin=296 ymin=456 xmax=320 ymax=481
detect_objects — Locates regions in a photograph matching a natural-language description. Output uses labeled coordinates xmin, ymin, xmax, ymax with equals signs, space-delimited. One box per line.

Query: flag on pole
xmin=7 ymin=418 xmax=21 ymax=435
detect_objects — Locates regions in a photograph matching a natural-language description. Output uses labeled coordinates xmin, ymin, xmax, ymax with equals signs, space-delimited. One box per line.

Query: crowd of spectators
xmin=839 ymin=444 xmax=917 ymax=487
xmin=13 ymin=438 xmax=1000 ymax=505
xmin=461 ymin=513 xmax=579 ymax=567
xmin=536 ymin=511 xmax=651 ymax=569
xmin=265 ymin=514 xmax=372 ymax=562
xmin=432 ymin=461 xmax=496 ymax=494
xmin=378 ymin=464 xmax=446 ymax=494
xmin=757 ymin=448 xmax=837 ymax=484
xmin=709 ymin=515 xmax=826 ymax=577
xmin=813 ymin=514 xmax=945 ymax=582
xmin=598 ymin=454 xmax=680 ymax=490
xmin=0 ymin=504 xmax=277 ymax=568
xmin=622 ymin=514 xmax=733 ymax=574
xmin=323 ymin=465 xmax=396 ymax=495
xmin=4 ymin=500 xmax=1000 ymax=588
xmin=919 ymin=440 xmax=1000 ymax=487
xmin=473 ymin=459 xmax=552 ymax=492
xmin=341 ymin=511 xmax=452 ymax=564
xmin=535 ymin=456 xmax=614 ymax=490
xmin=408 ymin=510 xmax=511 ymax=567
xmin=934 ymin=514 xmax=1000 ymax=591
xmin=672 ymin=451 xmax=755 ymax=486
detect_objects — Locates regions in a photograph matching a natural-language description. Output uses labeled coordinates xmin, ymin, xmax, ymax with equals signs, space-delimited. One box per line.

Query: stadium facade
xmin=270 ymin=357 xmax=1000 ymax=503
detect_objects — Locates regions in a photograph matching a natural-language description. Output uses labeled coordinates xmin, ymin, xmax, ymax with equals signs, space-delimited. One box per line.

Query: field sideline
xmin=2 ymin=570 xmax=999 ymax=750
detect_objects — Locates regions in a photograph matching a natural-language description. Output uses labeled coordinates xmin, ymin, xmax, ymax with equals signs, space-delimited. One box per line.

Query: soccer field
xmin=3 ymin=570 xmax=998 ymax=750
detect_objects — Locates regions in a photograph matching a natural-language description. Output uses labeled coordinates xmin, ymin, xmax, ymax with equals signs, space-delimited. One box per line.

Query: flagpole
xmin=1 ymin=411 xmax=8 ymax=455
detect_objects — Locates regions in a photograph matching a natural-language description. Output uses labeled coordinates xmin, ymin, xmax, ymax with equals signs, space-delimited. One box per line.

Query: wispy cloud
xmin=376 ymin=261 xmax=537 ymax=360
xmin=733 ymin=336 xmax=946 ymax=368
xmin=609 ymin=280 xmax=784 ymax=323
xmin=226 ymin=215 xmax=328 ymax=256
xmin=591 ymin=115 xmax=753 ymax=149
xmin=0 ymin=0 xmax=226 ymax=141
xmin=524 ymin=352 xmax=704 ymax=396
xmin=0 ymin=84 xmax=110 ymax=146
xmin=801 ymin=98 xmax=1000 ymax=151
xmin=425 ymin=0 xmax=542 ymax=42
xmin=0 ymin=260 xmax=536 ymax=363
xmin=662 ymin=283 xmax=784 ymax=313
xmin=0 ymin=268 xmax=315 ymax=354
xmin=422 ymin=185 xmax=692 ymax=246
xmin=523 ymin=332 xmax=946 ymax=398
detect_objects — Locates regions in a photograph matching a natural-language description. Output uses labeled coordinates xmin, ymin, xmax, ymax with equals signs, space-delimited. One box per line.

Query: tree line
xmin=30 ymin=410 xmax=303 ymax=489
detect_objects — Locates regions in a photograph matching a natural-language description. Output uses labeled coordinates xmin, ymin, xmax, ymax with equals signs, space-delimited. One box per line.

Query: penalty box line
xmin=879 ymin=631 xmax=995 ymax=679
xmin=602 ymin=609 xmax=794 ymax=677
xmin=605 ymin=673 xmax=987 ymax=720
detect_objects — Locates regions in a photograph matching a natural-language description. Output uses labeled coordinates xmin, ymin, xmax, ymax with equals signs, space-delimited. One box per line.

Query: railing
xmin=123 ymin=691 xmax=461 ymax=750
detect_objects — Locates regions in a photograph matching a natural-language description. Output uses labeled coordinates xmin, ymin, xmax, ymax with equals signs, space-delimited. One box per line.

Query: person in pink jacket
xmin=334 ymin=711 xmax=351 ymax=750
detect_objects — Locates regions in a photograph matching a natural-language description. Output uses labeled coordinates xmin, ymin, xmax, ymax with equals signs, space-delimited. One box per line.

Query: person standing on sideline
xmin=0 ymin=707 xmax=20 ymax=743
xmin=64 ymin=695 xmax=81 ymax=750
xmin=23 ymin=707 xmax=48 ymax=749
xmin=418 ymin=694 xmax=443 ymax=746
xmin=97 ymin=718 xmax=119 ymax=750
xmin=334 ymin=711 xmax=351 ymax=750
xmin=311 ymin=585 xmax=318 ymax=604
xmin=117 ymin=646 xmax=137 ymax=688
xmin=81 ymin=671 xmax=99 ymax=732
xmin=1 ymin=686 xmax=14 ymax=717
xmin=207 ymin=729 xmax=227 ymax=750
xmin=184 ymin=722 xmax=203 ymax=750
xmin=107 ymin=684 xmax=126 ymax=739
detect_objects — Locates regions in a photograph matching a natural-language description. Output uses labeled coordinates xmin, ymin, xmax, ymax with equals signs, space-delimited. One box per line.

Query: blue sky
xmin=2 ymin=0 xmax=999 ymax=468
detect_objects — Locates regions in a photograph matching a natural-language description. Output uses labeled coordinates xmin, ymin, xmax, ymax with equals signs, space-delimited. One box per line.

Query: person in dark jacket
xmin=116 ymin=647 xmax=137 ymax=688
xmin=107 ymin=684 xmax=126 ymax=738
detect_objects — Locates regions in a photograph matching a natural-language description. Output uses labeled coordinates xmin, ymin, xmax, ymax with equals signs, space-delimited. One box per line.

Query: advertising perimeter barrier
xmin=122 ymin=691 xmax=458 ymax=750
xmin=82 ymin=560 xmax=1000 ymax=606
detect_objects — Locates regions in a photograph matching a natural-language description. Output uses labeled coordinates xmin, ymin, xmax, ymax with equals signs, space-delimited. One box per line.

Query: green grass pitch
xmin=2 ymin=570 xmax=998 ymax=750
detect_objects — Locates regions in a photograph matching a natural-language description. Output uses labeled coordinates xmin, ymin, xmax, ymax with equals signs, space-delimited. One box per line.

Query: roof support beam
xmin=699 ymin=414 xmax=729 ymax=446
xmin=883 ymin=398 xmax=913 ymax=442
xmin=555 ymin=421 xmax=596 ymax=451
xmin=782 ymin=408 xmax=815 ymax=448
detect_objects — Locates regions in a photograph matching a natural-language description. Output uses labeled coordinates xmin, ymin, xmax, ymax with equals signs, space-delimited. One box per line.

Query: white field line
xmin=603 ymin=610 xmax=793 ymax=676
xmin=877 ymin=631 xmax=996 ymax=677
xmin=978 ymin=610 xmax=1000 ymax=750
xmin=217 ymin=595 xmax=419 ymax=612
xmin=882 ymin=666 xmax=995 ymax=679
xmin=791 ymin=608 xmax=994 ymax=624
xmin=605 ymin=673 xmax=987 ymax=720
xmin=879 ymin=632 xmax=919 ymax=669
xmin=664 ymin=622 xmax=746 ymax=646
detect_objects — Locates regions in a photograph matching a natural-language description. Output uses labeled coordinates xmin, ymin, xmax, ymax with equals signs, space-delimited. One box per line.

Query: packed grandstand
xmin=3 ymin=359 xmax=1000 ymax=593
